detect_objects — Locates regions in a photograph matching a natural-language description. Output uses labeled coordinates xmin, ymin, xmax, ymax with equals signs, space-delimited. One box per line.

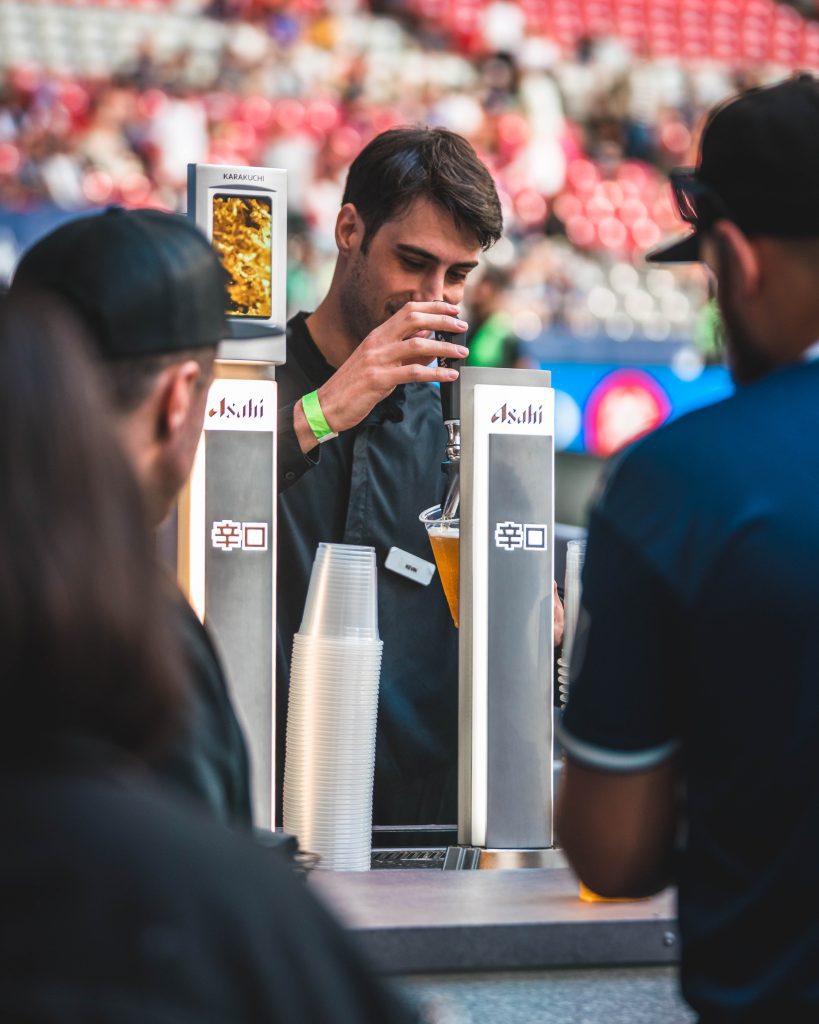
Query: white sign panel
xmin=479 ymin=384 xmax=555 ymax=437
xmin=469 ymin=382 xmax=554 ymax=846
xmin=205 ymin=378 xmax=276 ymax=432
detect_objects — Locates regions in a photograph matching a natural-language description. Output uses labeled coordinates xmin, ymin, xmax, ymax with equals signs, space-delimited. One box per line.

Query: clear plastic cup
xmin=563 ymin=539 xmax=586 ymax=661
xmin=299 ymin=543 xmax=379 ymax=639
xmin=285 ymin=545 xmax=382 ymax=871
xmin=560 ymin=539 xmax=587 ymax=706
xmin=291 ymin=635 xmax=383 ymax=671
xmin=419 ymin=504 xmax=460 ymax=628
xmin=285 ymin=791 xmax=376 ymax=810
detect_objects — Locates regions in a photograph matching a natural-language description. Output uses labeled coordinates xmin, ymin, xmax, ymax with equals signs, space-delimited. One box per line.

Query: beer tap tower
xmin=178 ymin=163 xmax=287 ymax=828
xmin=440 ymin=364 xmax=559 ymax=869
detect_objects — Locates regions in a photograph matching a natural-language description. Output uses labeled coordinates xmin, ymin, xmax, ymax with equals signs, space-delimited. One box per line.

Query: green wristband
xmin=302 ymin=389 xmax=337 ymax=443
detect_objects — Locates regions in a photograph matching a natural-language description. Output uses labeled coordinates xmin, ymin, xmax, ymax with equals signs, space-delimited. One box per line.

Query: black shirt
xmin=559 ymin=360 xmax=819 ymax=1021
xmin=152 ymin=591 xmax=253 ymax=829
xmin=276 ymin=313 xmax=459 ymax=826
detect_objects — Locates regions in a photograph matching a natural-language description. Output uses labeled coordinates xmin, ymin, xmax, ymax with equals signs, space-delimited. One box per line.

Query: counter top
xmin=310 ymin=867 xmax=679 ymax=975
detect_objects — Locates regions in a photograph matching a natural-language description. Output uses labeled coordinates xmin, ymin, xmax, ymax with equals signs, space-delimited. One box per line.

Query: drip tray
xmin=371 ymin=848 xmax=448 ymax=870
xmin=370 ymin=846 xmax=568 ymax=870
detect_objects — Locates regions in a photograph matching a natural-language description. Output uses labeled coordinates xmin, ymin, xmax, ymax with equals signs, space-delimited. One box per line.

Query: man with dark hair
xmin=556 ymin=74 xmax=819 ymax=1021
xmin=12 ymin=208 xmax=253 ymax=829
xmin=277 ymin=126 xmax=503 ymax=828
xmin=340 ymin=126 xmax=503 ymax=254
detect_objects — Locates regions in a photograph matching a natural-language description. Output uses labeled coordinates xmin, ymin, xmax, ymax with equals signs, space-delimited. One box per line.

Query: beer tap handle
xmin=437 ymin=332 xmax=462 ymax=424
xmin=436 ymin=332 xmax=462 ymax=520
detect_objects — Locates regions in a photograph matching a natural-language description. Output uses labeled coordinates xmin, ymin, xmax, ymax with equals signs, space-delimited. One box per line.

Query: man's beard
xmin=339 ymin=249 xmax=383 ymax=346
xmin=717 ymin=245 xmax=777 ymax=386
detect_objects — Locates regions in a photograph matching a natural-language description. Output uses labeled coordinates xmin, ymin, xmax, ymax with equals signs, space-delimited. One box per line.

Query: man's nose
xmin=413 ymin=269 xmax=447 ymax=303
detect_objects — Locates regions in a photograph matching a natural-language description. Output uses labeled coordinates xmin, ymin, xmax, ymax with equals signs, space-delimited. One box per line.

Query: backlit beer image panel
xmin=211 ymin=193 xmax=273 ymax=319
xmin=188 ymin=163 xmax=287 ymax=330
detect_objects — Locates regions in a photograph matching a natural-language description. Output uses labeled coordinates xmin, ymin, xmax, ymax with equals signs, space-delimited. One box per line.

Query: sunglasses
xmin=670 ymin=168 xmax=735 ymax=230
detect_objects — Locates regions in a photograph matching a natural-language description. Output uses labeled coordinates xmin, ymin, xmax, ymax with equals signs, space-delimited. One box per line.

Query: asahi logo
xmin=222 ymin=172 xmax=265 ymax=182
xmin=208 ymin=396 xmax=265 ymax=420
xmin=205 ymin=380 xmax=274 ymax=432
xmin=491 ymin=402 xmax=543 ymax=426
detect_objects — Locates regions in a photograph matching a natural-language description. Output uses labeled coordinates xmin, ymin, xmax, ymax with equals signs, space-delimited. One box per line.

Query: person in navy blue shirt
xmin=557 ymin=73 xmax=819 ymax=1023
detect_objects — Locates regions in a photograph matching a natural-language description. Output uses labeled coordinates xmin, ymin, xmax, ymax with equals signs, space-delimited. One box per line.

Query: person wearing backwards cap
xmin=556 ymin=73 xmax=819 ymax=1022
xmin=12 ymin=207 xmax=254 ymax=830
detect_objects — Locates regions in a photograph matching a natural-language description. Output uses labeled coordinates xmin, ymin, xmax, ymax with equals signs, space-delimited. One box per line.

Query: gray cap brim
xmin=645 ymin=231 xmax=700 ymax=263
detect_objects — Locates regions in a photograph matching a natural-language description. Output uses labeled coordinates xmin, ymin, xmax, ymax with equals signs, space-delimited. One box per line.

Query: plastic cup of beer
xmin=419 ymin=504 xmax=460 ymax=628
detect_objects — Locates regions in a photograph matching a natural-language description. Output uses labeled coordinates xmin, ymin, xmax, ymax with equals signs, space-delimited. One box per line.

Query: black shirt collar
xmin=288 ymin=311 xmax=407 ymax=425
xmin=288 ymin=311 xmax=336 ymax=388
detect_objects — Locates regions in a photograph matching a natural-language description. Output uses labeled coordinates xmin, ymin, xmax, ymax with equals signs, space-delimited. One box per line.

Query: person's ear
xmin=336 ymin=203 xmax=364 ymax=256
xmin=157 ymin=360 xmax=203 ymax=441
xmin=711 ymin=219 xmax=760 ymax=299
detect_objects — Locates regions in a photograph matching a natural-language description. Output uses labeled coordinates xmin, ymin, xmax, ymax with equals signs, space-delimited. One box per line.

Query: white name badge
xmin=385 ymin=547 xmax=436 ymax=586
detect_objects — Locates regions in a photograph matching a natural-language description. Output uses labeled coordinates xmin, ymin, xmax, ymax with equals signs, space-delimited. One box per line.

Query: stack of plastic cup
xmin=283 ymin=543 xmax=382 ymax=871
xmin=558 ymin=538 xmax=586 ymax=707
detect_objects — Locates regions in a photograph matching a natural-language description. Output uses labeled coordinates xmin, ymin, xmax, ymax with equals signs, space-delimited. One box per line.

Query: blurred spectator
xmin=79 ymin=84 xmax=143 ymax=185
xmin=464 ymin=263 xmax=526 ymax=368
xmin=691 ymin=280 xmax=724 ymax=365
xmin=144 ymin=84 xmax=209 ymax=190
xmin=0 ymin=291 xmax=418 ymax=1024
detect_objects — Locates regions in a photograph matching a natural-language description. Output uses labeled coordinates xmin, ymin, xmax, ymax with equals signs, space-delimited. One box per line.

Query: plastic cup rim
xmin=419 ymin=503 xmax=459 ymax=529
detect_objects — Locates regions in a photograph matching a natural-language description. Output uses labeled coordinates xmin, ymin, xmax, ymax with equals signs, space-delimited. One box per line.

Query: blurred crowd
xmin=0 ymin=0 xmax=811 ymax=345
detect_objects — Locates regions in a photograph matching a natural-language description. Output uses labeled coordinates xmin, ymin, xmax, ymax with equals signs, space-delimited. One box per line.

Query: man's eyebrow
xmin=395 ymin=243 xmax=479 ymax=271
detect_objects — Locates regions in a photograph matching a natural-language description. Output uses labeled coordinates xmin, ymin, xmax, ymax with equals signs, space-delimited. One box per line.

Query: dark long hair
xmin=0 ymin=293 xmax=184 ymax=757
xmin=342 ymin=126 xmax=504 ymax=252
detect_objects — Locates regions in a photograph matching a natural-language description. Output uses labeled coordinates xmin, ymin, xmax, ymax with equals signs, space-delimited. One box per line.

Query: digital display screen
xmin=211 ymin=193 xmax=272 ymax=319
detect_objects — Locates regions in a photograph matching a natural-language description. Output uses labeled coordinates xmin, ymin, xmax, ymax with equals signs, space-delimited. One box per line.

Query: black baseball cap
xmin=11 ymin=207 xmax=229 ymax=358
xmin=648 ymin=73 xmax=819 ymax=263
